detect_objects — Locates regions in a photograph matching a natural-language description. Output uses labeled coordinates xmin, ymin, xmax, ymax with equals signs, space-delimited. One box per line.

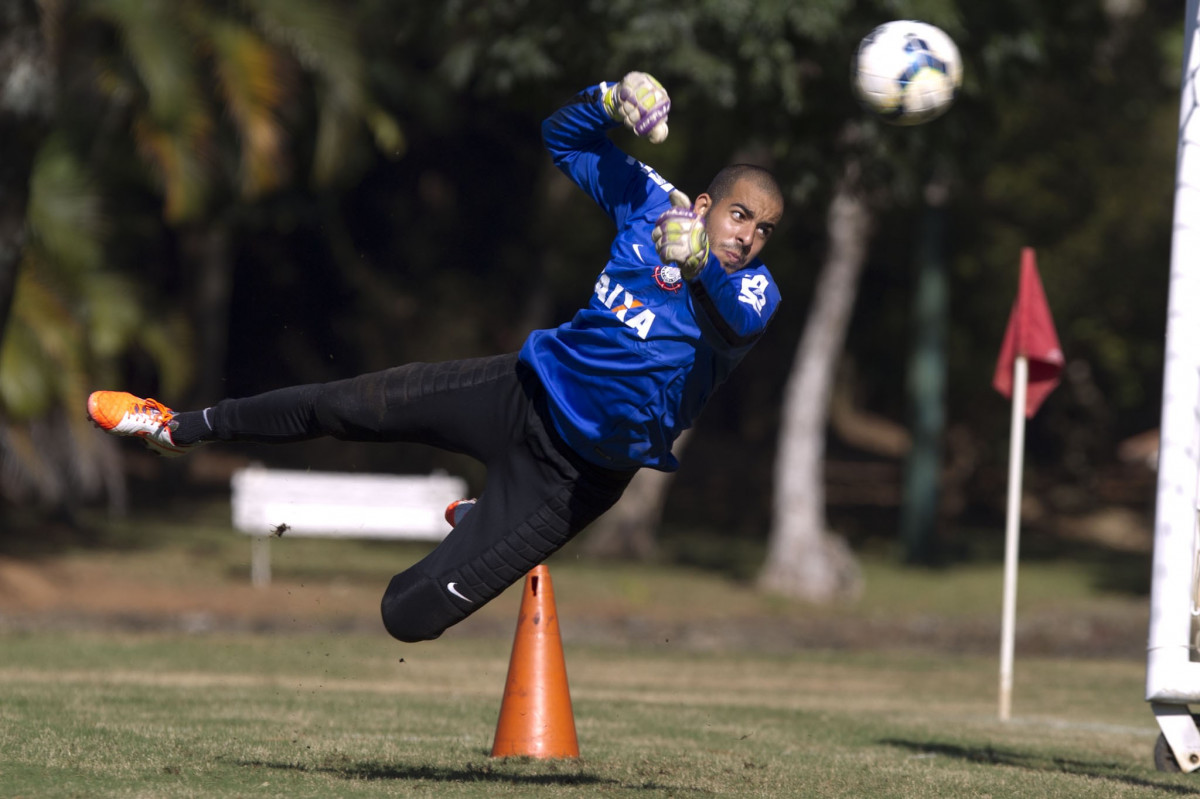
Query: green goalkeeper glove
xmin=652 ymin=191 xmax=709 ymax=279
xmin=603 ymin=71 xmax=671 ymax=144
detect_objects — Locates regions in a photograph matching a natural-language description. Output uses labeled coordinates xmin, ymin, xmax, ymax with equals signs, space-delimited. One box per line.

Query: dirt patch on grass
xmin=0 ymin=554 xmax=1150 ymax=659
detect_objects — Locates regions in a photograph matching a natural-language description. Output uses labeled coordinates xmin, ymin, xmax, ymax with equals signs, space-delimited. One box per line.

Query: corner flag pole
xmin=998 ymin=355 xmax=1028 ymax=722
xmin=991 ymin=247 xmax=1063 ymax=722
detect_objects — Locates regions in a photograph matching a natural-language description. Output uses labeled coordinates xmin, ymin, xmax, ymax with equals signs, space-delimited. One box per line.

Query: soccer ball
xmin=852 ymin=20 xmax=962 ymax=126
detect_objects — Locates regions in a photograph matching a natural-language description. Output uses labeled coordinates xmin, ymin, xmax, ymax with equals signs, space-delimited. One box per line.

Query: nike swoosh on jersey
xmin=446 ymin=582 xmax=472 ymax=603
xmin=632 ymin=243 xmax=645 ymax=263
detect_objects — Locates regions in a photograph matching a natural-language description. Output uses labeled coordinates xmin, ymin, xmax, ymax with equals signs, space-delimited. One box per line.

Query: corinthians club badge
xmin=654 ymin=264 xmax=684 ymax=292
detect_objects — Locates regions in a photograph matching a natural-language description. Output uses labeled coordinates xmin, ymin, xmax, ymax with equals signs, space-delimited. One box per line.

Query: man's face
xmin=693 ymin=178 xmax=783 ymax=273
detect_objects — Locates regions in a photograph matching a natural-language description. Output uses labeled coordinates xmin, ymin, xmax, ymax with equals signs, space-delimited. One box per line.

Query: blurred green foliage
xmin=0 ymin=0 xmax=1184 ymax=539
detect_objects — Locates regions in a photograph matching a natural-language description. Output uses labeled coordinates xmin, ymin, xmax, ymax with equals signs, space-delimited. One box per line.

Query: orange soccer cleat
xmin=86 ymin=391 xmax=189 ymax=457
xmin=444 ymin=498 xmax=477 ymax=528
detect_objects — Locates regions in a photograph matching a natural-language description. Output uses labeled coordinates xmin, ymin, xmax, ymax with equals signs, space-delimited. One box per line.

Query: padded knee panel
xmin=380 ymin=568 xmax=468 ymax=643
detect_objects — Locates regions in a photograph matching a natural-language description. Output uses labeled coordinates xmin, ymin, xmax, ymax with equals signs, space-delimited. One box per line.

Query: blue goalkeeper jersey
xmin=519 ymin=82 xmax=782 ymax=471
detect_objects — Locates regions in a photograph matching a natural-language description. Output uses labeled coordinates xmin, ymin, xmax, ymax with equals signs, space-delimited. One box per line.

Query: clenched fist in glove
xmin=604 ymin=71 xmax=671 ymax=143
xmin=652 ymin=192 xmax=709 ymax=279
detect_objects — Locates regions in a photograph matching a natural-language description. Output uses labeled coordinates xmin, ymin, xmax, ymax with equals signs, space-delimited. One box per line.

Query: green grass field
xmin=0 ymin=632 xmax=1178 ymax=798
xmin=0 ymin=507 xmax=1185 ymax=797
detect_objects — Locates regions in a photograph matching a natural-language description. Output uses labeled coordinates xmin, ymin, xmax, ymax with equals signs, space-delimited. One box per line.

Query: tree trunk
xmin=758 ymin=162 xmax=871 ymax=603
xmin=580 ymin=429 xmax=693 ymax=559
xmin=0 ymin=0 xmax=53 ymax=349
xmin=900 ymin=176 xmax=950 ymax=564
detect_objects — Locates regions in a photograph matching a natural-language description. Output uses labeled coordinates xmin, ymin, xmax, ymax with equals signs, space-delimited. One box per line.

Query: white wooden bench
xmin=231 ymin=466 xmax=468 ymax=587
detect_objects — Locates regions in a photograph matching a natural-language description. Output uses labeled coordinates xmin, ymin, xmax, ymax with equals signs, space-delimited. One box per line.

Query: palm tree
xmin=0 ymin=0 xmax=400 ymax=516
xmin=0 ymin=0 xmax=54 ymax=371
xmin=1 ymin=137 xmax=134 ymax=515
xmin=81 ymin=0 xmax=401 ymax=401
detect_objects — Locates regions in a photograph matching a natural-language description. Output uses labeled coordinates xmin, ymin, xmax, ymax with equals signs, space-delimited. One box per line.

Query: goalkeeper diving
xmin=87 ymin=71 xmax=785 ymax=643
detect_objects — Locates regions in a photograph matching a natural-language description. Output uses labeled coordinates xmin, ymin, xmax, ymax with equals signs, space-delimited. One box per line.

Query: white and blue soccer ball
xmin=852 ymin=20 xmax=962 ymax=126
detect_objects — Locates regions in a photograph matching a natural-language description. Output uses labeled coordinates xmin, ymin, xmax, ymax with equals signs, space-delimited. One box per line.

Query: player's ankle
xmin=170 ymin=409 xmax=215 ymax=446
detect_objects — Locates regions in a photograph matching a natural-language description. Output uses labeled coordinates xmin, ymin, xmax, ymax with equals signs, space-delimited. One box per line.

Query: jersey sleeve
xmin=541 ymin=83 xmax=653 ymax=229
xmin=687 ymin=258 xmax=781 ymax=348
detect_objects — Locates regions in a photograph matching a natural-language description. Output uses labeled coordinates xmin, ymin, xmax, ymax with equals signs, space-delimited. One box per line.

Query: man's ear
xmin=693 ymin=192 xmax=713 ymax=218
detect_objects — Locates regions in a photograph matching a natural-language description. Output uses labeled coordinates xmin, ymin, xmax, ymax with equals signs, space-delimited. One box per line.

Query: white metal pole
xmin=999 ymin=355 xmax=1028 ymax=722
xmin=1147 ymin=0 xmax=1200 ymax=704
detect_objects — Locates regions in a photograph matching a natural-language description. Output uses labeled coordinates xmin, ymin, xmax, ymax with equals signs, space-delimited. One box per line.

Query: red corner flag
xmin=992 ymin=248 xmax=1064 ymax=417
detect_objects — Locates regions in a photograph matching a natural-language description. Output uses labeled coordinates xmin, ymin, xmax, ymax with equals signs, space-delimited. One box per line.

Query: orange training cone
xmin=490 ymin=564 xmax=579 ymax=758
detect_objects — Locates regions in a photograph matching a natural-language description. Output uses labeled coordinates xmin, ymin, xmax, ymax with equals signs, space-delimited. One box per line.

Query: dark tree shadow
xmin=881 ymin=738 xmax=1200 ymax=794
xmin=233 ymin=756 xmax=680 ymax=791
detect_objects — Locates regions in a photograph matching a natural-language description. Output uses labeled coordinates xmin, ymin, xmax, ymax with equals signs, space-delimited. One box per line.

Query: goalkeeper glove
xmin=652 ymin=191 xmax=709 ymax=279
xmin=604 ymin=71 xmax=671 ymax=144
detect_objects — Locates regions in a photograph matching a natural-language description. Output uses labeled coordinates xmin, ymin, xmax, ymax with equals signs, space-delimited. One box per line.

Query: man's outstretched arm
xmin=541 ymin=73 xmax=673 ymax=223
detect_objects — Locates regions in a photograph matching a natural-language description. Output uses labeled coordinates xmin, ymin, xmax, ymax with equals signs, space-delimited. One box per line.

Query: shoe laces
xmin=130 ymin=397 xmax=175 ymax=429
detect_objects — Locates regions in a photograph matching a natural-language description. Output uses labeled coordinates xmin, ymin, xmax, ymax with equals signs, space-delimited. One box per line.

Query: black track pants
xmin=207 ymin=353 xmax=634 ymax=642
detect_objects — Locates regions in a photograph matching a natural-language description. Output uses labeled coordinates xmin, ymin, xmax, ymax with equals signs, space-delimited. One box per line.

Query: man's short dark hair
xmin=706 ymin=164 xmax=783 ymax=209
